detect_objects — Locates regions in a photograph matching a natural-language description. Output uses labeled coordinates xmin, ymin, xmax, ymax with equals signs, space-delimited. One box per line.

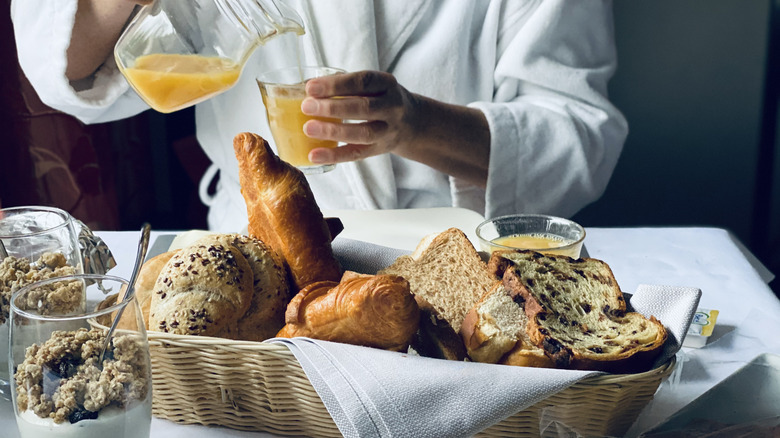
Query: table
xmin=2 ymin=208 xmax=778 ymax=437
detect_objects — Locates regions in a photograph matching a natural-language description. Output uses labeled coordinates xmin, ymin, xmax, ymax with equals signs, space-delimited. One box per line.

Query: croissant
xmin=277 ymin=272 xmax=420 ymax=351
xmin=233 ymin=132 xmax=342 ymax=290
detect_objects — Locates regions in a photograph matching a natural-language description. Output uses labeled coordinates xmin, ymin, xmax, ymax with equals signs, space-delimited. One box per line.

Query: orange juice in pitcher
xmin=120 ymin=54 xmax=241 ymax=113
xmin=115 ymin=0 xmax=304 ymax=113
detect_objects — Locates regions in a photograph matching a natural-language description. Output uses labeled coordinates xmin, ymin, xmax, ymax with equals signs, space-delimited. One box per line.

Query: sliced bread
xmin=379 ymin=228 xmax=495 ymax=360
xmin=460 ymin=281 xmax=552 ymax=367
xmin=489 ymin=250 xmax=667 ymax=373
xmin=379 ymin=228 xmax=494 ymax=333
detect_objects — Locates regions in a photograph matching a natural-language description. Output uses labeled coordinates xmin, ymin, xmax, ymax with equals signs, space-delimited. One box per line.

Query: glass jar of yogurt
xmin=10 ymin=274 xmax=152 ymax=438
xmin=0 ymin=206 xmax=85 ymax=400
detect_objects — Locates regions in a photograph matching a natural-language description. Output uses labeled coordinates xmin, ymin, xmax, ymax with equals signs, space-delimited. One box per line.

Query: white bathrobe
xmin=11 ymin=0 xmax=627 ymax=232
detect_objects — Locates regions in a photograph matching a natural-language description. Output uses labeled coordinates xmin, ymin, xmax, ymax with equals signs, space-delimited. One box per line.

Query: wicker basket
xmin=147 ymin=331 xmax=675 ymax=437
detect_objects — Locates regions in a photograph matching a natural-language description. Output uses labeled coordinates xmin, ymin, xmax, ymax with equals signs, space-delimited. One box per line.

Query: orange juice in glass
xmin=120 ymin=53 xmax=241 ymax=114
xmin=257 ymin=66 xmax=344 ymax=174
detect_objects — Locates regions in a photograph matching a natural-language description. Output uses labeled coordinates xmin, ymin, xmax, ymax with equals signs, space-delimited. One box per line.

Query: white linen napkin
xmin=268 ymin=239 xmax=702 ymax=437
xmin=271 ymin=338 xmax=592 ymax=438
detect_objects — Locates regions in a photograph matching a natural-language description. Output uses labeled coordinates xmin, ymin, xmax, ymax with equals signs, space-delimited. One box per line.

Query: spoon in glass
xmin=99 ymin=222 xmax=151 ymax=363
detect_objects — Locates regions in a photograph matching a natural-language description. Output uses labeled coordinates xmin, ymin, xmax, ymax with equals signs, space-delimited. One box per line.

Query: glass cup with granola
xmin=0 ymin=206 xmax=85 ymax=399
xmin=9 ymin=274 xmax=151 ymax=438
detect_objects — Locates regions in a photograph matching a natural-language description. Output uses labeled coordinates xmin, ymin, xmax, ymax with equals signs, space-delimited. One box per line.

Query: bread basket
xmin=146 ymin=330 xmax=675 ymax=437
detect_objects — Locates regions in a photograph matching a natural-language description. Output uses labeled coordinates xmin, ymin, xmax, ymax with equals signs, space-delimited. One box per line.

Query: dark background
xmin=2 ymin=1 xmax=778 ymax=295
xmin=574 ymin=0 xmax=779 ymax=295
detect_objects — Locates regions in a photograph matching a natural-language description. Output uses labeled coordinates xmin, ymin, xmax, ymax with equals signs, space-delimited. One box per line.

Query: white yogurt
xmin=16 ymin=400 xmax=151 ymax=438
xmin=0 ymin=322 xmax=8 ymax=401
xmin=0 ymin=322 xmax=9 ymax=382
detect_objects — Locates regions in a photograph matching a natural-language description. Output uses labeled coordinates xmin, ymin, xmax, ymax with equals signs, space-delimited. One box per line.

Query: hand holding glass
xmin=257 ymin=66 xmax=345 ymax=174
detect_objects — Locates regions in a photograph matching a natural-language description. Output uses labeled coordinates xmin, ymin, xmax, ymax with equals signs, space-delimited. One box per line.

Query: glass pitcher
xmin=114 ymin=0 xmax=304 ymax=114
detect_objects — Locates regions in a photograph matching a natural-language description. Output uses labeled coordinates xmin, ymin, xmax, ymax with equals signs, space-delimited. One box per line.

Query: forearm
xmin=66 ymin=0 xmax=137 ymax=81
xmin=302 ymin=70 xmax=491 ymax=185
xmin=397 ymin=95 xmax=490 ymax=189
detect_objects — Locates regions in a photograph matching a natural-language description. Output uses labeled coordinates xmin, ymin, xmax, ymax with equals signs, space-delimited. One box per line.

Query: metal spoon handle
xmin=99 ymin=223 xmax=151 ymax=362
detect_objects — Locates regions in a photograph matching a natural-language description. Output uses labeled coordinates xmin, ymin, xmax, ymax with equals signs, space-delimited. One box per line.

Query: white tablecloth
xmin=2 ymin=208 xmax=778 ymax=437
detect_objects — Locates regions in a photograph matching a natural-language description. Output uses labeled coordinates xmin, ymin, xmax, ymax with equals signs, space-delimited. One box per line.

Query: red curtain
xmin=0 ymin=2 xmax=207 ymax=231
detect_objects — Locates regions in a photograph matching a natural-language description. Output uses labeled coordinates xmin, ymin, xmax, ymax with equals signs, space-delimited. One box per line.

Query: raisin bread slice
xmin=489 ymin=250 xmax=667 ymax=373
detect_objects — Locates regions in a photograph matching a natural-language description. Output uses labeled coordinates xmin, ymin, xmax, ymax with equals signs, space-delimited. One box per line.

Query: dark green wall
xmin=573 ymin=0 xmax=777 ymax=281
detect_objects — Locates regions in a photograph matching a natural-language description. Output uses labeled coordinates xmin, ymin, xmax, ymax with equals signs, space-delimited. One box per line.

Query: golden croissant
xmin=277 ymin=272 xmax=420 ymax=351
xmin=233 ymin=132 xmax=342 ymax=291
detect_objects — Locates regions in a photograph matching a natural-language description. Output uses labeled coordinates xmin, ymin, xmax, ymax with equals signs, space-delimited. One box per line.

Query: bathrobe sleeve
xmin=10 ymin=0 xmax=150 ymax=124
xmin=467 ymin=0 xmax=628 ymax=219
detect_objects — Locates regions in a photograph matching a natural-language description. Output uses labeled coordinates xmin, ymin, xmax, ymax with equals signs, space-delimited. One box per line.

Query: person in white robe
xmin=11 ymin=0 xmax=627 ymax=232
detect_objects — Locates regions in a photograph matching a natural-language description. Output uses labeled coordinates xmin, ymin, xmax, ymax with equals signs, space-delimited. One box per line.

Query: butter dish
xmin=682 ymin=308 xmax=719 ymax=348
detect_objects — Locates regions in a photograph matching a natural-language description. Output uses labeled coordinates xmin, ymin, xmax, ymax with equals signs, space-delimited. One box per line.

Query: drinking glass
xmin=0 ymin=206 xmax=84 ymax=399
xmin=9 ymin=274 xmax=152 ymax=438
xmin=257 ymin=66 xmax=346 ymax=174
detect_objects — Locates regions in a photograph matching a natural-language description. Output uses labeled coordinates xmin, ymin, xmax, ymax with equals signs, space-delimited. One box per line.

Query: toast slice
xmin=489 ymin=250 xmax=667 ymax=373
xmin=379 ymin=228 xmax=495 ymax=360
xmin=380 ymin=228 xmax=493 ymax=334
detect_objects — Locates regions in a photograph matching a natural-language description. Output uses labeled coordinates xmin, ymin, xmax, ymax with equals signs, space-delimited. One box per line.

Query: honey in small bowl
xmin=490 ymin=233 xmax=578 ymax=257
xmin=476 ymin=214 xmax=585 ymax=258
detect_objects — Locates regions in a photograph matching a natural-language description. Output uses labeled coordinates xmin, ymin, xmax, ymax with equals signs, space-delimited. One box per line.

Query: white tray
xmin=154 ymin=208 xmax=486 ymax=256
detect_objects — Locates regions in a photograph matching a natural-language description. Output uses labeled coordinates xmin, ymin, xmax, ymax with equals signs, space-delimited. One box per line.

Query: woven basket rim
xmin=147 ymin=330 xmax=676 ymax=382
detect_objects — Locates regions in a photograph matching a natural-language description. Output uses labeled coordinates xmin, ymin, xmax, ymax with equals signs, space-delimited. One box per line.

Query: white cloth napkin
xmin=268 ymin=239 xmax=702 ymax=438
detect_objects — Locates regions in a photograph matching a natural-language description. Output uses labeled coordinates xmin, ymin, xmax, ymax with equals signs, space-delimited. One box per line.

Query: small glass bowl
xmin=476 ymin=214 xmax=586 ymax=258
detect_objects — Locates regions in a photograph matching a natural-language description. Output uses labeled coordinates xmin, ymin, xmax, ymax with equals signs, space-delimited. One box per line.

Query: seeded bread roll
xmin=149 ymin=237 xmax=254 ymax=338
xmin=489 ymin=250 xmax=668 ymax=373
xmin=211 ymin=233 xmax=290 ymax=341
